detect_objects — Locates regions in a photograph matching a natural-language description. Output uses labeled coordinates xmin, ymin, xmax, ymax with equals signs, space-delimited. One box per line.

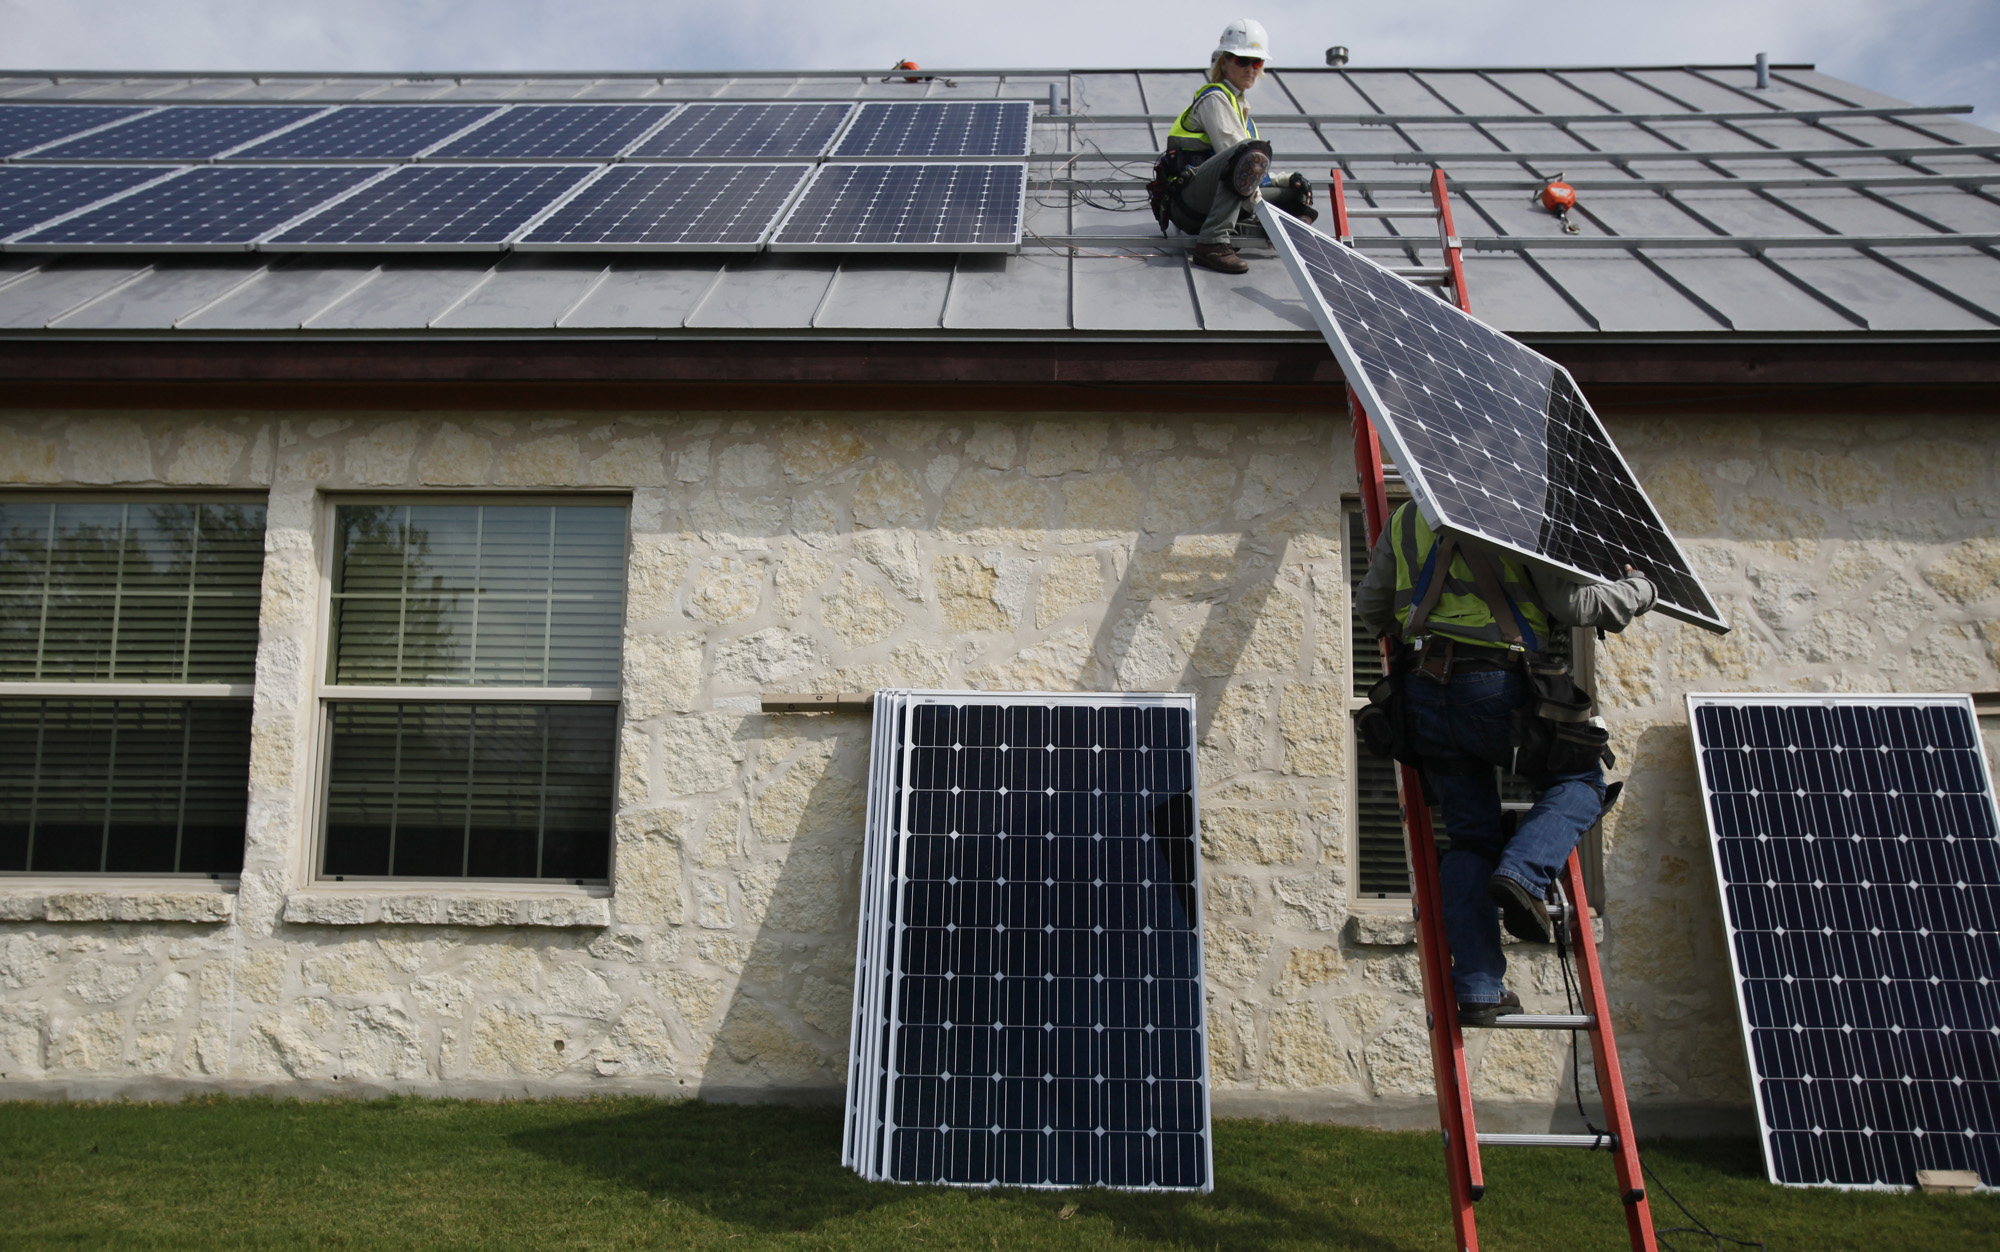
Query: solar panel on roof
xmin=12 ymin=165 xmax=380 ymax=249
xmin=630 ymin=102 xmax=852 ymax=161
xmin=846 ymin=690 xmax=1211 ymax=1191
xmin=1257 ymin=201 xmax=1727 ymax=633
xmin=0 ymin=104 xmax=150 ymax=158
xmin=427 ymin=104 xmax=677 ymax=160
xmin=266 ymin=165 xmax=593 ymax=249
xmin=1689 ymin=694 xmax=2000 ymax=1189
xmin=770 ymin=163 xmax=1024 ymax=252
xmin=516 ymin=164 xmax=809 ymax=250
xmin=0 ymin=166 xmax=169 ymax=240
xmin=229 ymin=105 xmax=499 ymax=160
xmin=26 ymin=105 xmax=326 ymax=161
xmin=832 ymin=101 xmax=1033 ymax=159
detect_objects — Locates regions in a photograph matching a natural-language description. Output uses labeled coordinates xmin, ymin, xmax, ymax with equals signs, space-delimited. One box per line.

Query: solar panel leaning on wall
xmin=1689 ymin=694 xmax=2000 ymax=1189
xmin=846 ymin=690 xmax=1213 ymax=1191
xmin=1256 ymin=201 xmax=1728 ymax=635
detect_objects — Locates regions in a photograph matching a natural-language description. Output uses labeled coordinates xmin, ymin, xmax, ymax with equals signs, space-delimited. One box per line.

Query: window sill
xmin=0 ymin=885 xmax=236 ymax=924
xmin=282 ymin=887 xmax=612 ymax=929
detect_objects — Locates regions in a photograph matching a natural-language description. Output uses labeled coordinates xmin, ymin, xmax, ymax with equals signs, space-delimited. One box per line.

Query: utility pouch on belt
xmin=1355 ymin=655 xmax=1422 ymax=767
xmin=1147 ymin=149 xmax=1199 ymax=233
xmin=1508 ymin=656 xmax=1614 ymax=776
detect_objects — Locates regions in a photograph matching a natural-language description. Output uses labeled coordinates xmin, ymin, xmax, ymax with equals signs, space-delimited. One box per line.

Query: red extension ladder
xmin=1332 ymin=171 xmax=1660 ymax=1252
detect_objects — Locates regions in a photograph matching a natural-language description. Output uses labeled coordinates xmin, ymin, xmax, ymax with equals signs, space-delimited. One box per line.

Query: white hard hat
xmin=1215 ymin=18 xmax=1270 ymax=62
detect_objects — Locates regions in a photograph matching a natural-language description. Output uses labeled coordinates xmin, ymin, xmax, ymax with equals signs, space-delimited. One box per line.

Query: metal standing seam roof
xmin=0 ymin=64 xmax=1997 ymax=343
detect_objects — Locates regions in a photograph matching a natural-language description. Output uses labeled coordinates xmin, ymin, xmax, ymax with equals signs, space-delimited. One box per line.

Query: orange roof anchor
xmin=1536 ymin=173 xmax=1582 ymax=235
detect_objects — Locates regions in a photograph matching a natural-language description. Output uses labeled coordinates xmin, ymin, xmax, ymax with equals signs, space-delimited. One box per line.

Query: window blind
xmin=1348 ymin=508 xmax=1411 ymax=896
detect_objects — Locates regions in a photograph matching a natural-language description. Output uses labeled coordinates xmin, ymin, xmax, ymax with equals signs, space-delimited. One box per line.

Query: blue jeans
xmin=1403 ymin=667 xmax=1605 ymax=1005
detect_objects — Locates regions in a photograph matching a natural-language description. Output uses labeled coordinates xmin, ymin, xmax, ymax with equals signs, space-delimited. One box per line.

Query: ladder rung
xmin=1346 ymin=207 xmax=1444 ymax=218
xmin=1489 ymin=1013 xmax=1596 ymax=1029
xmin=1478 ymin=1132 xmax=1618 ymax=1149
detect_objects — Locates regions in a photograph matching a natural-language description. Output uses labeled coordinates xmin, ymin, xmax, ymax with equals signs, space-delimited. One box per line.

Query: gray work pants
xmin=1176 ymin=139 xmax=1285 ymax=245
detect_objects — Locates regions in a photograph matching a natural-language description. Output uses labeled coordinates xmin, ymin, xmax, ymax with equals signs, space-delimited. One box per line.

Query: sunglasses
xmin=1231 ymin=56 xmax=1266 ymax=68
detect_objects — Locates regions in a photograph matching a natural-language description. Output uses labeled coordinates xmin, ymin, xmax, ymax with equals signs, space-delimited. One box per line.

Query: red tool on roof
xmin=1536 ymin=174 xmax=1582 ymax=234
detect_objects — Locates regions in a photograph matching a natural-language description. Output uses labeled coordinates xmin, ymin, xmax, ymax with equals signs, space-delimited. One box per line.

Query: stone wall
xmin=0 ymin=404 xmax=1994 ymax=1132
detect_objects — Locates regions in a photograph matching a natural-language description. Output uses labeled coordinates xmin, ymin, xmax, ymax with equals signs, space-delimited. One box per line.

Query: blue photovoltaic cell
xmin=0 ymin=104 xmax=150 ymax=158
xmin=268 ymin=165 xmax=592 ymax=247
xmin=230 ymin=105 xmax=500 ymax=160
xmin=832 ymin=101 xmax=1032 ymax=159
xmin=27 ymin=105 xmax=326 ymax=160
xmin=629 ymin=102 xmax=851 ymax=160
xmin=519 ymin=164 xmax=809 ymax=248
xmin=1691 ymin=695 xmax=2000 ymax=1189
xmin=15 ymin=165 xmax=381 ymax=247
xmin=772 ymin=163 xmax=1023 ymax=250
xmin=0 ymin=166 xmax=167 ymax=239
xmin=428 ymin=104 xmax=677 ymax=160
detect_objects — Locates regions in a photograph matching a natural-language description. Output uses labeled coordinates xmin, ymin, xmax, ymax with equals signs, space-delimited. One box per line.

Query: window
xmin=317 ymin=502 xmax=625 ymax=883
xmin=0 ymin=498 xmax=264 ymax=875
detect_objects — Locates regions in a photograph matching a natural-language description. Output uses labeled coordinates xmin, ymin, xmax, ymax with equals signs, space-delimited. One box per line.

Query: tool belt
xmin=1147 ymin=147 xmax=1205 ymax=234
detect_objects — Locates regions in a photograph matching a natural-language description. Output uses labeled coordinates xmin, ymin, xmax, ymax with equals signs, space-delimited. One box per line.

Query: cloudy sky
xmin=7 ymin=0 xmax=1996 ymax=126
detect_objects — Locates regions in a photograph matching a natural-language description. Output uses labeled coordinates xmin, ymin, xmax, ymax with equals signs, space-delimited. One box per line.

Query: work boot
xmin=1191 ymin=242 xmax=1248 ymax=274
xmin=1230 ymin=149 xmax=1271 ymax=198
xmin=1457 ymin=990 xmax=1522 ymax=1029
xmin=1488 ymin=874 xmax=1554 ymax=944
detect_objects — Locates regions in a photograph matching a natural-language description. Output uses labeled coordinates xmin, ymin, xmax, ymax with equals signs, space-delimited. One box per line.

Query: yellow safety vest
xmin=1166 ymin=81 xmax=1259 ymax=154
xmin=1389 ymin=502 xmax=1550 ymax=651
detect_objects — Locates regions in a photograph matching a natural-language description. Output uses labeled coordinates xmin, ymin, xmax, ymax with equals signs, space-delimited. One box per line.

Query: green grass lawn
xmin=0 ymin=1096 xmax=1993 ymax=1251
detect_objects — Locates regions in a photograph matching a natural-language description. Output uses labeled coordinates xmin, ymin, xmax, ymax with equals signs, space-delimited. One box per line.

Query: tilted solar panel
xmin=629 ymin=102 xmax=852 ymax=160
xmin=1689 ymin=694 xmax=2000 ymax=1189
xmin=0 ymin=104 xmax=150 ymax=158
xmin=267 ymin=165 xmax=593 ymax=249
xmin=26 ymin=105 xmax=326 ymax=161
xmin=516 ymin=164 xmax=810 ymax=250
xmin=832 ymin=101 xmax=1033 ymax=159
xmin=0 ymin=166 xmax=169 ymax=240
xmin=1258 ymin=202 xmax=1727 ymax=633
xmin=427 ymin=104 xmax=678 ymax=160
xmin=13 ymin=165 xmax=381 ymax=249
xmin=770 ymin=163 xmax=1024 ymax=252
xmin=230 ymin=105 xmax=500 ymax=160
xmin=846 ymin=690 xmax=1212 ymax=1191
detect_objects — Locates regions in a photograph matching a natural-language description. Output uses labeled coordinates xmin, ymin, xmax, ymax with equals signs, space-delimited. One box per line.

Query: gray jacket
xmin=1354 ymin=519 xmax=1657 ymax=643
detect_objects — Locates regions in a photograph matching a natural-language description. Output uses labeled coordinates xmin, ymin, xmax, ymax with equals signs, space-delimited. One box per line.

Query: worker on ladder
xmin=1153 ymin=18 xmax=1316 ymax=275
xmin=1355 ymin=504 xmax=1656 ymax=1025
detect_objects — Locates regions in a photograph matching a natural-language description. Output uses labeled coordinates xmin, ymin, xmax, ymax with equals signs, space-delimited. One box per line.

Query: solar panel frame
xmin=831 ymin=101 xmax=1034 ymax=160
xmin=626 ymin=102 xmax=855 ymax=161
xmin=424 ymin=103 xmax=681 ymax=161
xmin=0 ymin=104 xmax=153 ymax=158
xmin=262 ymin=163 xmax=596 ymax=251
xmin=23 ymin=105 xmax=331 ymax=161
xmin=9 ymin=164 xmax=385 ymax=252
xmin=1689 ymin=692 xmax=2000 ymax=1190
xmin=768 ymin=162 xmax=1024 ymax=253
xmin=512 ymin=162 xmax=811 ymax=252
xmin=226 ymin=104 xmax=503 ymax=161
xmin=0 ymin=166 xmax=179 ymax=243
xmin=1257 ymin=200 xmax=1728 ymax=634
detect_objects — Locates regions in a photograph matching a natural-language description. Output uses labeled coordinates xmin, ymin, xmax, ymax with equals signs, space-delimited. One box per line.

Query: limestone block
xmin=772 ymin=550 xmax=836 ymax=617
xmin=547 ymin=963 xmax=621 ymax=1020
xmin=795 ymin=974 xmax=852 ymax=1039
xmin=1056 ymin=473 xmax=1142 ymax=543
xmin=1746 ymin=565 xmax=1819 ymax=628
xmin=68 ymin=416 xmax=154 ymax=484
xmin=130 ymin=973 xmax=188 ymax=1028
xmin=689 ymin=491 xmax=785 ymax=548
xmin=66 ymin=958 xmax=143 ymax=1005
xmin=246 ymin=1014 xmax=328 ymax=1078
xmin=410 ymin=973 xmax=472 ymax=1019
xmin=1894 ymin=439 xmax=1984 ymax=493
xmin=964 ymin=422 xmax=1017 ymax=469
xmin=790 ymin=490 xmax=843 ymax=548
xmin=1773 ymin=447 xmax=1886 ymax=508
xmin=417 ymin=423 xmax=493 ymax=485
xmin=1206 ymin=1003 xmax=1240 ymax=1081
xmin=876 ymin=417 xmax=947 ymax=452
xmin=1731 ymin=496 xmax=1825 ymax=562
xmin=495 ymin=435 xmax=581 ymax=486
xmin=852 ymin=529 xmax=924 ymax=601
xmin=0 ymin=1003 xmax=48 ymax=1074
xmin=590 ymin=434 xmax=667 ymax=486
xmin=1924 ymin=537 xmax=2000 ymax=606
xmin=1275 ymin=945 xmax=1347 ymax=994
xmin=1144 ymin=457 xmax=1234 ymax=533
xmin=1471 ymin=1028 xmax=1568 ymax=1100
xmin=740 ymin=853 xmax=844 ymax=932
xmin=687 ymin=557 xmax=764 ymax=624
xmin=714 ymin=1000 xmax=830 ymax=1080
xmin=613 ymin=806 xmax=690 ymax=926
xmin=1193 ymin=424 xmax=1231 ymax=451
xmin=1126 ymin=534 xmax=1240 ymax=600
xmin=40 ymin=891 xmax=235 ymax=923
xmin=1272 ymin=871 xmax=1345 ymax=932
xmin=718 ymin=443 xmax=778 ymax=489
xmin=342 ymin=1005 xmax=427 ymax=1080
xmin=1787 ymin=609 xmax=1873 ymax=663
xmin=1311 ymin=571 xmax=1344 ymax=678
xmin=1642 ymin=457 xmax=1719 ymax=533
xmin=965 ymin=625 xmax=1095 ymax=690
xmin=925 ymin=454 xmax=958 ymax=495
xmin=939 ymin=472 xmax=1052 ymax=547
xmin=672 ymin=438 xmax=710 ymax=483
xmin=471 ymin=1005 xmax=570 ymax=1076
xmin=711 ymin=629 xmax=817 ymax=686
xmin=1203 ymin=874 xmax=1257 ymax=917
xmin=1278 ymin=683 xmax=1344 ymax=778
xmin=780 ymin=418 xmax=868 ymax=481
xmin=1037 ymin=555 xmax=1105 ymax=627
xmin=1668 ymin=602 xmax=1768 ymax=682
xmin=1026 ymin=419 xmax=1109 ymax=476
xmin=1260 ymin=1003 xmax=1352 ymax=1088
xmin=694 ymin=877 xmax=733 ymax=930
xmin=1597 ymin=625 xmax=1665 ymax=709
xmin=1200 ymin=682 xmax=1269 ymax=775
xmin=185 ymin=1019 xmax=228 ymax=1076
xmin=1202 ymin=921 xmax=1273 ymax=989
xmin=851 ymin=461 xmax=927 ymax=528
xmin=892 ymin=641 xmax=953 ymax=687
xmin=1109 ymin=607 xmax=1177 ymax=690
xmin=1363 ymin=1016 xmax=1435 ymax=1096
xmin=57 ymin=1010 xmax=127 ymax=1071
xmin=0 ymin=432 xmax=59 ymax=483
xmin=464 ymin=945 xmax=540 ymax=996
xmin=1119 ymin=420 xmax=1176 ymax=456
xmin=1189 ymin=586 xmax=1303 ymax=677
xmin=594 ymin=1004 xmax=676 ymax=1076
xmin=1256 ymin=419 xmax=1323 ymax=445
xmin=302 ymin=943 xmax=393 ymax=995
xmin=169 ymin=424 xmax=247 ymax=485
xmin=1235 ymin=455 xmax=1320 ymax=520
xmin=626 ymin=543 xmax=690 ymax=620
xmin=753 ymin=743 xmax=863 ymax=845
xmin=648 ymin=969 xmax=726 ymax=1027
xmin=239 ymin=949 xmax=288 ymax=1005
xmin=822 ymin=571 xmax=904 ymax=647
xmin=935 ymin=552 xmax=1012 ymax=631
xmin=1868 ymin=575 xmax=1937 ymax=640
xmin=699 ymin=801 xmax=743 ymax=869
xmin=1201 ymin=808 xmax=1306 ymax=866
xmin=1900 ymin=625 xmax=1985 ymax=690
xmin=1249 ymin=506 xmax=1343 ymax=564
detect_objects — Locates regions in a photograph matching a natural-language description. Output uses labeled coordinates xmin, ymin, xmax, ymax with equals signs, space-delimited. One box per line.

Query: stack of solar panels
xmin=0 ymin=99 xmax=1030 ymax=252
xmin=844 ymin=689 xmax=1213 ymax=1191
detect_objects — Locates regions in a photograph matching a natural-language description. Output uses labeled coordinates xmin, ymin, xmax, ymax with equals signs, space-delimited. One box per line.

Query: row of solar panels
xmin=0 ymin=161 xmax=1026 ymax=252
xmin=0 ymin=100 xmax=1034 ymax=163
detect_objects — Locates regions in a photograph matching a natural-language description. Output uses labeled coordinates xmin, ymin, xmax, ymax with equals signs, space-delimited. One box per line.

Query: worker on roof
xmin=1160 ymin=18 xmax=1317 ymax=275
xmin=1356 ymin=502 xmax=1657 ymax=1027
